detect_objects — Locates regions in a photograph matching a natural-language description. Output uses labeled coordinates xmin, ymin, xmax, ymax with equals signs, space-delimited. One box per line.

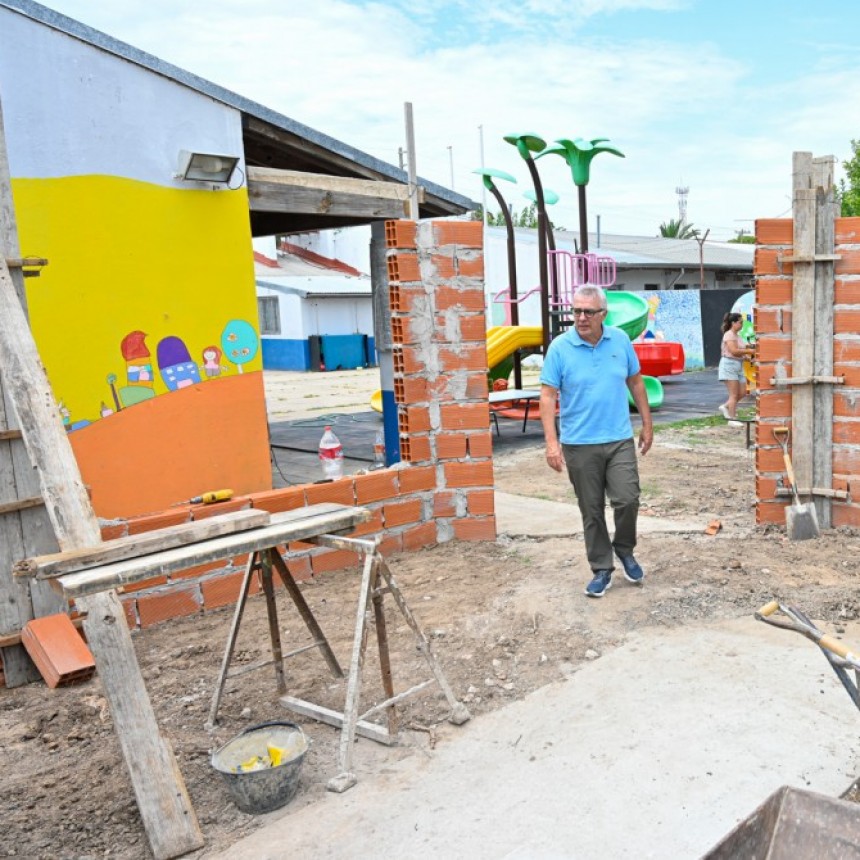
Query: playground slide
xmin=486 ymin=325 xmax=544 ymax=369
xmin=627 ymin=375 xmax=664 ymax=411
xmin=604 ymin=292 xmax=649 ymax=341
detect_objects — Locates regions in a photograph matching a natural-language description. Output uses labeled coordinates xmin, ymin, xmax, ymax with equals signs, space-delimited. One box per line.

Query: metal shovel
xmin=772 ymin=426 xmax=820 ymax=540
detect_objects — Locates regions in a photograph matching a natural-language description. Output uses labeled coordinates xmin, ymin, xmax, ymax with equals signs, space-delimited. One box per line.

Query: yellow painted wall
xmin=14 ymin=175 xmax=260 ymax=426
xmin=11 ymin=174 xmax=273 ymax=516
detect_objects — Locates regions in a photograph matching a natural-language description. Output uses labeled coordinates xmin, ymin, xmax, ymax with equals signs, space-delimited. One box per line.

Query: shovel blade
xmin=786 ymin=503 xmax=820 ymax=541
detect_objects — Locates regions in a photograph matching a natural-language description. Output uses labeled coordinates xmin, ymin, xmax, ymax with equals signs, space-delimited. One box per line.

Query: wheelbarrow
xmin=702 ymin=601 xmax=860 ymax=858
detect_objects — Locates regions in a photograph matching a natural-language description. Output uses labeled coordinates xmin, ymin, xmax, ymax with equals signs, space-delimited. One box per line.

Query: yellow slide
xmin=486 ymin=325 xmax=543 ymax=369
xmin=370 ymin=325 xmax=543 ymax=411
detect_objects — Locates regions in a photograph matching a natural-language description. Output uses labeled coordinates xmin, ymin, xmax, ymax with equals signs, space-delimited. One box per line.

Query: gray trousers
xmin=562 ymin=438 xmax=640 ymax=572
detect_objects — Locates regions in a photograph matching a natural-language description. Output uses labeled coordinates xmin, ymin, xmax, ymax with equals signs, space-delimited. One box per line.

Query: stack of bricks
xmin=754 ymin=217 xmax=860 ymax=527
xmin=50 ymin=218 xmax=497 ymax=637
xmin=386 ymin=219 xmax=496 ymax=543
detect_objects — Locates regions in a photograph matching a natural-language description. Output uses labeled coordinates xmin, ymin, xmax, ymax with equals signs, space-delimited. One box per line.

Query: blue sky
xmin=33 ymin=0 xmax=860 ymax=240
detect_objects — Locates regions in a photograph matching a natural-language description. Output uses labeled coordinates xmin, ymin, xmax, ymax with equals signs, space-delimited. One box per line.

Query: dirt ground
xmin=2 ymin=416 xmax=859 ymax=859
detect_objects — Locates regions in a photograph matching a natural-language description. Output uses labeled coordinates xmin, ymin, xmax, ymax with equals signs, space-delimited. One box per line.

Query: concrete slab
xmin=216 ymin=617 xmax=860 ymax=859
xmin=494 ymin=490 xmax=707 ymax=537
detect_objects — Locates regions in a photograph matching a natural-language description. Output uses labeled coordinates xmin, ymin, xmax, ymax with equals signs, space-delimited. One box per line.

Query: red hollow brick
xmin=383 ymin=498 xmax=423 ymax=527
xmin=435 ymin=432 xmax=469 ymax=460
xmin=385 ymin=220 xmax=417 ymax=249
xmin=835 ymin=365 xmax=860 ymax=387
xmin=467 ymin=489 xmax=495 ymax=516
xmin=835 ymin=248 xmax=860 ymax=276
xmin=349 ymin=508 xmax=384 ymax=537
xmin=121 ymin=575 xmax=168 ymax=594
xmin=432 ymin=254 xmax=484 ymax=280
xmin=433 ymin=491 xmax=458 ymax=517
xmin=756 ymin=279 xmax=793 ymax=306
xmin=379 ymin=533 xmax=404 ymax=556
xmin=465 ymin=373 xmax=490 ymax=399
xmin=396 ymin=375 xmax=430 ymax=404
xmin=170 ymin=560 xmax=228 ymax=582
xmin=311 ymin=549 xmax=361 ymax=575
xmin=453 ymin=516 xmax=497 ymax=541
xmin=755 ymin=219 xmax=793 ymax=245
xmin=440 ymin=402 xmax=490 ymax=431
xmin=393 ymin=346 xmax=426 ymax=375
xmin=121 ymin=598 xmax=138 ymax=630
xmin=756 ymin=337 xmax=792 ymax=363
xmin=200 ymin=572 xmax=245 ymax=610
xmin=755 ymin=308 xmax=792 ymax=335
xmin=386 ymin=252 xmax=421 ymax=283
xmin=192 ymin=498 xmax=251 ymax=520
xmin=100 ymin=521 xmax=129 ymax=541
xmin=832 ymin=503 xmax=860 ymax=528
xmin=834 ymin=309 xmax=860 ymax=335
xmin=756 ymin=445 xmax=789 ymax=472
xmin=435 ymin=285 xmax=486 ymax=312
xmin=758 ymin=391 xmax=792 ymax=419
xmin=835 ymin=393 xmax=860 ymax=418
xmin=835 ymin=279 xmax=860 ymax=305
xmin=401 ymin=434 xmax=432 ymax=463
xmin=834 ymin=448 xmax=860 ymax=475
xmin=833 ymin=420 xmax=860 ymax=445
xmin=305 ymin=479 xmax=356 ymax=507
xmin=755 ymin=248 xmax=790 ymax=277
xmin=400 ymin=405 xmax=432 ymax=434
xmin=128 ymin=510 xmax=191 ymax=535
xmin=468 ymin=432 xmax=493 ymax=459
xmin=401 ymin=521 xmax=437 ymax=550
xmin=137 ymin=586 xmax=201 ymax=628
xmin=355 ymin=471 xmax=399 ymax=504
xmin=439 ymin=345 xmax=489 ymax=373
xmin=444 ymin=460 xmax=494 ymax=488
xmin=755 ymin=475 xmax=780 ymax=501
xmin=433 ymin=220 xmax=483 ymax=248
xmin=835 ymin=217 xmax=860 ymax=243
xmin=399 ymin=465 xmax=437 ymax=494
xmin=459 ymin=315 xmax=489 ymax=342
xmin=250 ymin=487 xmax=307 ymax=513
xmin=756 ymin=501 xmax=788 ymax=525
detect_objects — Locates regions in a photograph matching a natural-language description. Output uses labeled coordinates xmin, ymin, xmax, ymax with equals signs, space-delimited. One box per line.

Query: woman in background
xmin=717 ymin=312 xmax=754 ymax=420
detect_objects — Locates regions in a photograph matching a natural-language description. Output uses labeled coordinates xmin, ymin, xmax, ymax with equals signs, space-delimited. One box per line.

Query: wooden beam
xmin=15 ymin=509 xmax=271 ymax=579
xmin=791 ymin=153 xmax=815 ymax=500
xmin=56 ymin=505 xmax=371 ymax=599
xmin=0 ymin=93 xmax=202 ymax=858
xmin=248 ymin=179 xmax=407 ymax=219
xmin=812 ymin=155 xmax=838 ymax=527
xmin=247 ymin=166 xmax=423 ymax=202
xmin=0 ymin=495 xmax=44 ymax=516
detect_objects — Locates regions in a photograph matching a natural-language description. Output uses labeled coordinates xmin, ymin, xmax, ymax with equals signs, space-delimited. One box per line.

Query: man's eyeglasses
xmin=572 ymin=308 xmax=604 ymax=318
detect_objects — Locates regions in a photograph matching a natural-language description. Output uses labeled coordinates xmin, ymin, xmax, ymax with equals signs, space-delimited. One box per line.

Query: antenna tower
xmin=676 ymin=185 xmax=689 ymax=225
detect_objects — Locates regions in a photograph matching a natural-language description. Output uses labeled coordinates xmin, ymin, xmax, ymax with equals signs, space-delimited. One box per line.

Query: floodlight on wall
xmin=176 ymin=150 xmax=240 ymax=184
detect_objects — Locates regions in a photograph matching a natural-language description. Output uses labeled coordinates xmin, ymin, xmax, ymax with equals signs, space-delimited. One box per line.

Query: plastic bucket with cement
xmin=211 ymin=721 xmax=309 ymax=814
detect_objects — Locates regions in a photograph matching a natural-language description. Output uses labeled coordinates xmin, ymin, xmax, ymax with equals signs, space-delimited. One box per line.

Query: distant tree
xmin=471 ymin=203 xmax=561 ymax=230
xmin=839 ymin=139 xmax=860 ymax=217
xmin=728 ymin=229 xmax=756 ymax=244
xmin=659 ymin=218 xmax=700 ymax=239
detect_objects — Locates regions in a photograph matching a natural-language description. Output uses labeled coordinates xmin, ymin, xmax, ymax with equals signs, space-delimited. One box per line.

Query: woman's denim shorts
xmin=718 ymin=357 xmax=745 ymax=382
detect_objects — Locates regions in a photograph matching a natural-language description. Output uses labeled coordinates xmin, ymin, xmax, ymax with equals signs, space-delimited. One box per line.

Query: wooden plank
xmin=16 ymin=509 xmax=271 ymax=579
xmin=812 ymin=155 xmax=838 ymax=528
xmin=247 ymin=180 xmax=406 ymax=219
xmin=247 ymin=166 xmax=423 ymax=202
xmin=57 ymin=505 xmax=371 ymax=598
xmin=0 ymin=97 xmax=63 ymax=686
xmin=790 ymin=153 xmax=815 ymax=499
xmin=0 ymin=495 xmax=43 ymax=515
xmin=279 ymin=695 xmax=394 ymax=746
xmin=0 ymin=94 xmax=202 ymax=858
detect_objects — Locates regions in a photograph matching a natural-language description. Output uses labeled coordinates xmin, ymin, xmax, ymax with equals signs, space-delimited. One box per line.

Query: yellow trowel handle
xmin=200 ymin=489 xmax=233 ymax=504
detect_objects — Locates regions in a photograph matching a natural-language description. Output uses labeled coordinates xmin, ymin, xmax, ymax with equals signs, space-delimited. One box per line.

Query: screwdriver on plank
xmin=171 ymin=488 xmax=233 ymax=506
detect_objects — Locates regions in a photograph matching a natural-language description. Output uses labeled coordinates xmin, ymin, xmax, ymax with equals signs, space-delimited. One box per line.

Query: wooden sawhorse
xmin=207 ymin=531 xmax=471 ymax=793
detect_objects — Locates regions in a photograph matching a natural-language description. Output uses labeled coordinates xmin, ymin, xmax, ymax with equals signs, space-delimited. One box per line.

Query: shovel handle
xmin=818 ymin=634 xmax=854 ymax=661
xmin=756 ymin=600 xmax=780 ymax=619
xmin=782 ymin=452 xmax=797 ymax=490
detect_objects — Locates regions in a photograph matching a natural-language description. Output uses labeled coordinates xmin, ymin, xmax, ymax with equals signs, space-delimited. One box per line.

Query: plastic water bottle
xmin=318 ymin=426 xmax=344 ymax=480
xmin=373 ymin=428 xmax=386 ymax=467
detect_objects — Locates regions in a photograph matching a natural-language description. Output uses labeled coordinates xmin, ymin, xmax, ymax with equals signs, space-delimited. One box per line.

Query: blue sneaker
xmin=617 ymin=553 xmax=644 ymax=584
xmin=585 ymin=569 xmax=613 ymax=598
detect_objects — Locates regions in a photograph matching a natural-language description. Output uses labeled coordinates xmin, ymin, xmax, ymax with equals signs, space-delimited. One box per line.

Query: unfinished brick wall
xmin=74 ymin=219 xmax=496 ymax=632
xmin=754 ymin=217 xmax=860 ymax=527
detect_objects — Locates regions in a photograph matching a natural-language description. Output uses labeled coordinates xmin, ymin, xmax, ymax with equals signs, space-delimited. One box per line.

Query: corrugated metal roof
xmin=496 ymin=227 xmax=753 ymax=270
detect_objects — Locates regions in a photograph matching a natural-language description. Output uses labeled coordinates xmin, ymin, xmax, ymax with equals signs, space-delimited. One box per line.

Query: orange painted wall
xmin=69 ymin=371 xmax=271 ymax=518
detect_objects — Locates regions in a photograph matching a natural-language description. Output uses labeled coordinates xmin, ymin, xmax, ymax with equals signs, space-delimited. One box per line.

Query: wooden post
xmin=791 ymin=153 xmax=815 ymax=500
xmin=0 ymin=97 xmax=64 ymax=687
xmin=0 ymin=98 xmax=202 ymax=858
xmin=812 ymin=156 xmax=838 ymax=528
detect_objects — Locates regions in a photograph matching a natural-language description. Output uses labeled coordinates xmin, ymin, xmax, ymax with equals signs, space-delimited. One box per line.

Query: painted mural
xmin=1 ymin=2 xmax=273 ymax=518
xmin=638 ymin=291 xmax=705 ymax=370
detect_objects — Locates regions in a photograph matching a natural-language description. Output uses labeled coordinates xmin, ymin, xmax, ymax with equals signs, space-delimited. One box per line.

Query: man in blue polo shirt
xmin=539 ymin=285 xmax=653 ymax=598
